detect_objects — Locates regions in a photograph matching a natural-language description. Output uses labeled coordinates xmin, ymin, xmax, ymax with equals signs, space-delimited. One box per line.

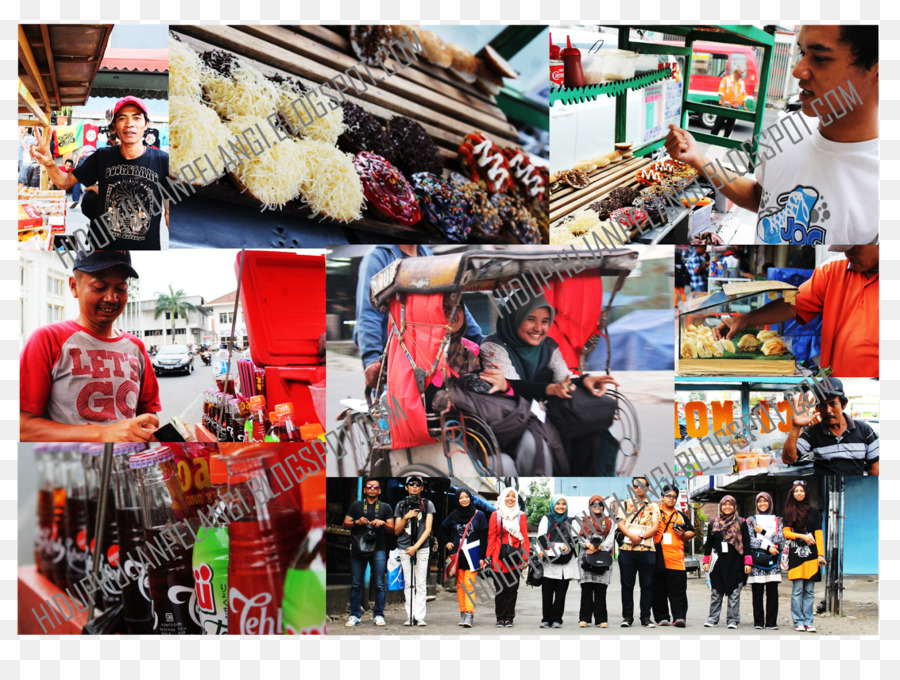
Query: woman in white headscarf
xmin=537 ymin=494 xmax=580 ymax=628
xmin=487 ymin=487 xmax=530 ymax=628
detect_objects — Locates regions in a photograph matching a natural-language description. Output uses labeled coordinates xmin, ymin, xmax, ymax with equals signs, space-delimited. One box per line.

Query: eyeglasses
xmin=364 ymin=484 xmax=380 ymax=490
xmin=590 ymin=502 xmax=603 ymax=509
xmin=407 ymin=481 xmax=423 ymax=488
xmin=792 ymin=480 xmax=807 ymax=486
xmin=663 ymin=494 xmax=678 ymax=500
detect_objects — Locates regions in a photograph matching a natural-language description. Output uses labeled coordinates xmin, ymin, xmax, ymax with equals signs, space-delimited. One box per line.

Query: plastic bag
xmin=387 ymin=548 xmax=405 ymax=591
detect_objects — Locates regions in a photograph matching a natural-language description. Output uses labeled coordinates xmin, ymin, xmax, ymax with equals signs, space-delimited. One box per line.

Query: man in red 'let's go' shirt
xmin=20 ymin=250 xmax=161 ymax=442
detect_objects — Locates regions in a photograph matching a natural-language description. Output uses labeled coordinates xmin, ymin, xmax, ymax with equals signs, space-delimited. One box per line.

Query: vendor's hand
xmin=364 ymin=361 xmax=382 ymax=388
xmin=546 ymin=381 xmax=575 ymax=399
xmin=104 ymin=414 xmax=159 ymax=442
xmin=29 ymin=127 xmax=54 ymax=167
xmin=703 ymin=562 xmax=709 ymax=572
xmin=769 ymin=546 xmax=779 ymax=555
xmin=479 ymin=367 xmax=509 ymax=394
xmin=789 ymin=394 xmax=819 ymax=429
xmin=744 ymin=565 xmax=752 ymax=575
xmin=581 ymin=375 xmax=619 ymax=398
xmin=405 ymin=547 xmax=417 ymax=557
xmin=446 ymin=542 xmax=454 ymax=551
xmin=664 ymin=124 xmax=705 ymax=170
xmin=713 ymin=315 xmax=749 ymax=341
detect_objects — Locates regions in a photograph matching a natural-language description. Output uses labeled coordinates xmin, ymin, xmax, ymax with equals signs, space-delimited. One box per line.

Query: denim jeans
xmin=618 ymin=549 xmax=655 ymax=621
xmin=349 ymin=550 xmax=387 ymax=619
xmin=72 ymin=182 xmax=83 ymax=202
xmin=791 ymin=579 xmax=816 ymax=626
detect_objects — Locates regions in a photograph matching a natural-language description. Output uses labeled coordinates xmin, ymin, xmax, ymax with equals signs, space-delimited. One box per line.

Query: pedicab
xmin=332 ymin=246 xmax=644 ymax=479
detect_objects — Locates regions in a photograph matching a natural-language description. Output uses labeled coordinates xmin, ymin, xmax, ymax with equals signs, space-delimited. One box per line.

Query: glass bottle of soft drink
xmin=225 ymin=448 xmax=303 ymax=634
xmin=64 ymin=445 xmax=90 ymax=596
xmin=130 ymin=447 xmax=203 ymax=635
xmin=192 ymin=453 xmax=229 ymax=635
xmin=87 ymin=443 xmax=122 ymax=609
xmin=282 ymin=509 xmax=326 ymax=634
xmin=49 ymin=445 xmax=69 ymax=590
xmin=264 ymin=411 xmax=282 ymax=442
xmin=247 ymin=396 xmax=269 ymax=443
xmin=113 ymin=443 xmax=157 ymax=634
xmin=274 ymin=403 xmax=303 ymax=443
xmin=34 ymin=444 xmax=53 ymax=576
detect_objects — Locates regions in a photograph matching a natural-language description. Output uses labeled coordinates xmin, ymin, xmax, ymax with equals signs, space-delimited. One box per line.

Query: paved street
xmin=155 ymin=356 xmax=211 ymax=430
xmin=329 ymin=566 xmax=878 ymax=637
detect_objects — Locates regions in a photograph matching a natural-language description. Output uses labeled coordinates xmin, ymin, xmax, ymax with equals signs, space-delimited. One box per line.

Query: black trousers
xmin=618 ymin=549 xmax=655 ymax=621
xmin=494 ymin=574 xmax=520 ymax=622
xmin=579 ymin=583 xmax=608 ymax=624
xmin=651 ymin=567 xmax=688 ymax=623
xmin=711 ymin=115 xmax=736 ymax=138
xmin=751 ymin=581 xmax=779 ymax=628
xmin=541 ymin=577 xmax=569 ymax=624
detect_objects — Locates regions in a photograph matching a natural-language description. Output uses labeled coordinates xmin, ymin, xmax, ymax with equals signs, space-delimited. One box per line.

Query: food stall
xmin=549 ymin=25 xmax=776 ymax=245
xmin=169 ymin=25 xmax=550 ymax=246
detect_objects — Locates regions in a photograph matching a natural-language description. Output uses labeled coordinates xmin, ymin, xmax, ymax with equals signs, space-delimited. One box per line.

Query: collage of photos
xmin=16 ymin=21 xmax=878 ymax=642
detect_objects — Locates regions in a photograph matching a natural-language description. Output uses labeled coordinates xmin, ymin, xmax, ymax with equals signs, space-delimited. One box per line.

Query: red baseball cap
xmin=113 ymin=96 xmax=148 ymax=118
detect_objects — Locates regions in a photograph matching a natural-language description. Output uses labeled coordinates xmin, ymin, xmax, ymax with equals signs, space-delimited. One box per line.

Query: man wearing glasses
xmin=652 ymin=484 xmax=695 ymax=628
xmin=615 ymin=477 xmax=661 ymax=628
xmin=394 ymin=477 xmax=436 ymax=626
xmin=343 ymin=479 xmax=395 ymax=627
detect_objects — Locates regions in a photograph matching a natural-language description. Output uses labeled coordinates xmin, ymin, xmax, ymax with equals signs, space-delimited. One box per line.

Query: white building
xmin=19 ymin=252 xmax=80 ymax=350
xmin=206 ymin=290 xmax=248 ymax=349
xmin=123 ymin=295 xmax=213 ymax=349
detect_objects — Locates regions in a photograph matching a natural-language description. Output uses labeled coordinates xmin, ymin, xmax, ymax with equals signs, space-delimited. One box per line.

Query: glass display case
xmin=677 ymin=280 xmax=798 ymax=376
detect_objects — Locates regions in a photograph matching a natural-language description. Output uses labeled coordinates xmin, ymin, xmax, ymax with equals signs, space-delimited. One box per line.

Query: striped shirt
xmin=796 ymin=414 xmax=878 ymax=475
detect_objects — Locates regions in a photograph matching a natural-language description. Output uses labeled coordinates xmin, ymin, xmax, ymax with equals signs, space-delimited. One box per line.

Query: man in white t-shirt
xmin=665 ymin=25 xmax=878 ymax=245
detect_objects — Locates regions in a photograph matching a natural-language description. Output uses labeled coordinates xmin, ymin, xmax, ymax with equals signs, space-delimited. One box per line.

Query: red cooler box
xmin=236 ymin=251 xmax=326 ymax=426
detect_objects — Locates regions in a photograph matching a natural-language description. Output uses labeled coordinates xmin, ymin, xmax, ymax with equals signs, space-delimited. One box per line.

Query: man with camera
xmin=343 ymin=478 xmax=395 ymax=627
xmin=652 ymin=484 xmax=695 ymax=628
xmin=394 ymin=477 xmax=436 ymax=626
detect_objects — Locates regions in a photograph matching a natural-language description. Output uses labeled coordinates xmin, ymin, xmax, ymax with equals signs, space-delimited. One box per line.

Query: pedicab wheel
xmin=333 ymin=409 xmax=378 ymax=476
xmin=395 ymin=464 xmax=451 ymax=479
xmin=609 ymin=389 xmax=641 ymax=477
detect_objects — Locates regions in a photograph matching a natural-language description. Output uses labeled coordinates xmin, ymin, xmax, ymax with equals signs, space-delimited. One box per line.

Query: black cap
xmin=72 ymin=250 xmax=139 ymax=279
xmin=822 ymin=377 xmax=846 ymax=400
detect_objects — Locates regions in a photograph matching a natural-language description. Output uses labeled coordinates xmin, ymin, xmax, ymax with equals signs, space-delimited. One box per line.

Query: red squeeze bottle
xmin=225 ymin=449 xmax=303 ymax=635
xmin=562 ymin=36 xmax=585 ymax=89
xmin=550 ymin=33 xmax=560 ymax=59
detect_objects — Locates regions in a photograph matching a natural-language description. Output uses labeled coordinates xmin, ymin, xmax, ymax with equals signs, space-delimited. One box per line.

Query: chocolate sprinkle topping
xmin=338 ymin=101 xmax=397 ymax=165
xmin=388 ymin=116 xmax=444 ymax=180
xmin=200 ymin=49 xmax=239 ymax=77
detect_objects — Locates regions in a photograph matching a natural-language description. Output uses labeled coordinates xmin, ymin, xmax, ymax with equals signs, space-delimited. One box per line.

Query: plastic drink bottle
xmin=282 ymin=510 xmax=326 ymax=634
xmin=247 ymin=396 xmax=269 ymax=443
xmin=274 ymin=403 xmax=303 ymax=443
xmin=130 ymin=447 xmax=203 ymax=635
xmin=264 ymin=411 xmax=282 ymax=442
xmin=64 ymin=446 xmax=90 ymax=594
xmin=113 ymin=443 xmax=157 ymax=633
xmin=192 ymin=453 xmax=229 ymax=635
xmin=225 ymin=448 xmax=303 ymax=634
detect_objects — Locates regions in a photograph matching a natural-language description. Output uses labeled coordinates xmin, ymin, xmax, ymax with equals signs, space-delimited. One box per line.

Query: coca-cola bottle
xmin=34 ymin=443 xmax=54 ymax=576
xmin=113 ymin=443 xmax=157 ymax=634
xmin=225 ymin=447 xmax=303 ymax=634
xmin=274 ymin=403 xmax=303 ymax=443
xmin=50 ymin=445 xmax=69 ymax=590
xmin=86 ymin=443 xmax=123 ymax=609
xmin=282 ymin=509 xmax=326 ymax=634
xmin=64 ymin=444 xmax=90 ymax=596
xmin=130 ymin=447 xmax=202 ymax=635
xmin=192 ymin=454 xmax=229 ymax=635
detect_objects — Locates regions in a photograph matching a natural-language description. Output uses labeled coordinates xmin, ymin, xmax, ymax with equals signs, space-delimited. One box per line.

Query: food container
xmin=603 ymin=49 xmax=638 ymax=81
xmin=582 ymin=41 xmax=606 ymax=85
xmin=735 ymin=453 xmax=750 ymax=472
xmin=746 ymin=452 xmax=759 ymax=469
xmin=757 ymin=453 xmax=772 ymax=467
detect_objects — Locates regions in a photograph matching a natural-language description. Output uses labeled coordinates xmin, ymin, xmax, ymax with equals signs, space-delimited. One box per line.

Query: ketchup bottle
xmin=562 ymin=35 xmax=585 ymax=89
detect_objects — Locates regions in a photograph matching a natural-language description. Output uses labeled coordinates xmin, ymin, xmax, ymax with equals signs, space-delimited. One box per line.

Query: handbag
xmin=752 ymin=548 xmax=779 ymax=570
xmin=525 ymin=548 xmax=543 ymax=587
xmin=582 ymin=538 xmax=613 ymax=574
xmin=444 ymin=515 xmax=476 ymax=581
xmin=546 ymin=383 xmax=616 ymax=440
xmin=496 ymin=514 xmax=523 ymax=566
xmin=540 ymin=519 xmax=574 ymax=564
xmin=387 ymin=549 xmax=405 ymax=591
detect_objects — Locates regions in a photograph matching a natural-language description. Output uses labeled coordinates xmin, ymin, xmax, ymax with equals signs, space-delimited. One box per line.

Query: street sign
xmin=678 ymin=491 xmax=689 ymax=514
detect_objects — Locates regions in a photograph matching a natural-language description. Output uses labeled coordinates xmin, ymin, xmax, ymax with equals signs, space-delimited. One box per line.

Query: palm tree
xmin=153 ymin=285 xmax=198 ymax=345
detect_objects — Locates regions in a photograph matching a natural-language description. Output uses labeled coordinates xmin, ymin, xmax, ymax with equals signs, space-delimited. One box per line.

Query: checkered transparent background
xmin=6 ymin=1 xmax=896 ymax=676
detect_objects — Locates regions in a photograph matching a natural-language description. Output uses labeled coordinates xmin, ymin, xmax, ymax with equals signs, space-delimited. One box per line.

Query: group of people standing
xmin=342 ymin=477 xmax=826 ymax=633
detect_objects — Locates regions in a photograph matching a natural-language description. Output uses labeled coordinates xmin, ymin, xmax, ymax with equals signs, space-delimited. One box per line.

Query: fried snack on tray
xmin=757 ymin=330 xmax=779 ymax=342
xmin=503 ymin=147 xmax=547 ymax=202
xmin=761 ymin=337 xmax=788 ymax=356
xmin=737 ymin=334 xmax=761 ymax=352
xmin=556 ymin=169 xmax=591 ymax=189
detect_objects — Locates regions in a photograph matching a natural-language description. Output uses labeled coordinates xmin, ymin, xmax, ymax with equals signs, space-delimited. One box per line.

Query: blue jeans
xmin=791 ymin=579 xmax=816 ymax=626
xmin=72 ymin=181 xmax=83 ymax=202
xmin=618 ymin=549 xmax=656 ymax=621
xmin=349 ymin=550 xmax=387 ymax=619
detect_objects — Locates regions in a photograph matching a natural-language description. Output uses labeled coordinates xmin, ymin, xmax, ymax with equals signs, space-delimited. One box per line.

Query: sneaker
xmin=458 ymin=613 xmax=466 ymax=627
xmin=766 ymin=626 xmax=779 ymax=630
xmin=579 ymin=621 xmax=588 ymax=628
xmin=403 ymin=620 xmax=413 ymax=626
xmin=505 ymin=621 xmax=514 ymax=628
xmin=806 ymin=625 xmax=817 ymax=633
xmin=657 ymin=619 xmax=671 ymax=627
xmin=540 ymin=621 xmax=551 ymax=629
xmin=727 ymin=623 xmax=738 ymax=629
xmin=462 ymin=613 xmax=473 ymax=628
xmin=674 ymin=619 xmax=686 ymax=628
xmin=598 ymin=622 xmax=608 ymax=628
xmin=794 ymin=624 xmax=806 ymax=632
xmin=704 ymin=621 xmax=716 ymax=628
xmin=754 ymin=625 xmax=763 ymax=630
xmin=374 ymin=616 xmax=386 ymax=626
xmin=69 ymin=201 xmax=79 ymax=209
xmin=641 ymin=619 xmax=656 ymax=628
xmin=496 ymin=620 xmax=505 ymax=628
xmin=551 ymin=622 xmax=563 ymax=628
xmin=416 ymin=620 xmax=427 ymax=627
xmin=345 ymin=615 xmax=361 ymax=627
xmin=620 ymin=619 xmax=633 ymax=628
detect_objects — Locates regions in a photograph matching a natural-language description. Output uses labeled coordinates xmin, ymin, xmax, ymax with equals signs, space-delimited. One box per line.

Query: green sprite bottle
xmin=282 ymin=510 xmax=325 ymax=635
xmin=192 ymin=454 xmax=229 ymax=635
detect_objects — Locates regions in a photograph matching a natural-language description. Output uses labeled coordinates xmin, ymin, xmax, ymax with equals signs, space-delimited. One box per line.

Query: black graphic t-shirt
xmin=74 ymin=146 xmax=169 ymax=250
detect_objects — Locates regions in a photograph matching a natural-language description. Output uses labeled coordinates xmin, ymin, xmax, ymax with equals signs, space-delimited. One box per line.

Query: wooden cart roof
xmin=18 ymin=24 xmax=113 ymax=122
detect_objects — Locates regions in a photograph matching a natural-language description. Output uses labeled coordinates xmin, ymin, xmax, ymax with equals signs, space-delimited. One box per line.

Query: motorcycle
xmin=200 ymin=350 xmax=211 ymax=366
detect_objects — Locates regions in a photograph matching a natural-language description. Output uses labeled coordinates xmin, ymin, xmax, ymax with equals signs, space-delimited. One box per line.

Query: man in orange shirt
xmin=711 ymin=67 xmax=747 ymax=138
xmin=714 ymin=244 xmax=878 ymax=377
xmin=652 ymin=485 xmax=695 ymax=628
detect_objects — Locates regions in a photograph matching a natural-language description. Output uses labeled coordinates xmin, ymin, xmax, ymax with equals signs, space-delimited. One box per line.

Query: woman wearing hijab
xmin=577 ymin=494 xmax=616 ymax=627
xmin=487 ymin=487 xmax=530 ymax=628
xmin=702 ymin=495 xmax=752 ymax=629
xmin=480 ymin=295 xmax=619 ymax=474
xmin=441 ymin=489 xmax=489 ymax=628
xmin=746 ymin=491 xmax=785 ymax=630
xmin=783 ymin=480 xmax=826 ymax=632
xmin=536 ymin=494 xmax=580 ymax=628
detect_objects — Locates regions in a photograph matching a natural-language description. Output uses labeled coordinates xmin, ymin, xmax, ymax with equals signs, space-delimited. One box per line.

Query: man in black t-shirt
xmin=342 ymin=478 xmax=394 ymax=627
xmin=30 ymin=96 xmax=169 ymax=250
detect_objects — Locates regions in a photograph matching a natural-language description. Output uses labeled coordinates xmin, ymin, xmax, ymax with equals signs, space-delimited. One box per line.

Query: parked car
xmin=152 ymin=344 xmax=195 ymax=376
